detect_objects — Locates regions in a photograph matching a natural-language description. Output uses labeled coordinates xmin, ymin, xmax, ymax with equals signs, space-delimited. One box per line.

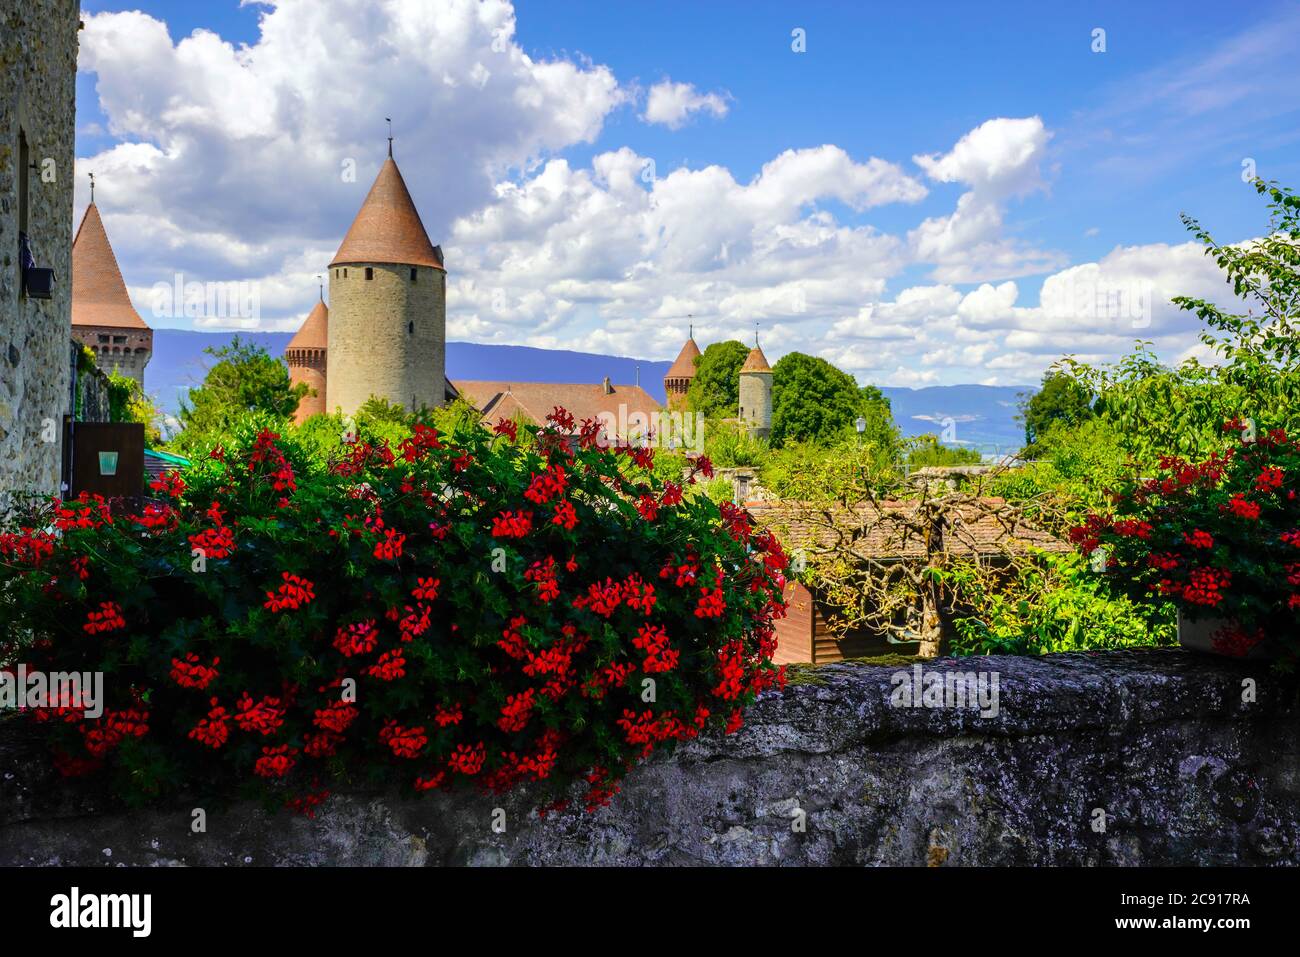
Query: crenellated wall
xmin=1 ymin=649 xmax=1296 ymax=866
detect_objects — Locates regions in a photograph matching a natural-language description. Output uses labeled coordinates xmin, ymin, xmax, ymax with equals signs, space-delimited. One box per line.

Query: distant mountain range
xmin=148 ymin=330 xmax=1031 ymax=450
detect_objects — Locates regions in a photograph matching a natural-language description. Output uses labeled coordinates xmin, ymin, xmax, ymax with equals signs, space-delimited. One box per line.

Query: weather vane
xmin=88 ymin=171 xmax=95 ymax=203
xmin=386 ymin=117 xmax=393 ymax=157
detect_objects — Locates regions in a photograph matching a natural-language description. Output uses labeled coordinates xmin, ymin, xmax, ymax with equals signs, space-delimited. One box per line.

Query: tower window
xmin=408 ymin=321 xmax=414 ymax=335
xmin=410 ymin=268 xmax=417 ymax=282
xmin=343 ymin=268 xmax=348 ymax=278
xmin=365 ymin=267 xmax=374 ymax=280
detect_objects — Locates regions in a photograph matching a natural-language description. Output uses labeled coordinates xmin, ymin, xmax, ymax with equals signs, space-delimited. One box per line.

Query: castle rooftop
xmin=71 ymin=202 xmax=149 ymax=329
xmin=330 ymin=157 xmax=444 ymax=270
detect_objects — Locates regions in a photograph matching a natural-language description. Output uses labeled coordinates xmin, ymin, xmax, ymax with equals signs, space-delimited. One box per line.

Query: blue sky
xmin=73 ymin=0 xmax=1300 ymax=386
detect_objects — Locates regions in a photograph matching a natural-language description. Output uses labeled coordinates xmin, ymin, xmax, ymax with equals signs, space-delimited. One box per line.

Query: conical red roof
xmin=71 ymin=203 xmax=149 ymax=329
xmin=741 ymin=345 xmax=772 ymax=373
xmin=287 ymin=299 xmax=328 ymax=351
xmin=665 ymin=336 xmax=701 ymax=379
xmin=330 ymin=157 xmax=443 ymax=269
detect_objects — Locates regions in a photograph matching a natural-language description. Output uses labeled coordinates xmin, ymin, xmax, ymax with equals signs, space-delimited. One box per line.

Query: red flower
xmin=551 ymin=500 xmax=578 ymax=530
xmin=1182 ymin=529 xmax=1214 ymax=549
xmin=498 ymin=689 xmax=536 ymax=732
xmin=313 ymin=700 xmax=358 ymax=734
xmin=264 ymin=572 xmax=315 ymax=612
xmin=188 ymin=700 xmax=230 ymax=749
xmin=233 ymin=692 xmax=285 ymax=736
xmin=83 ymin=601 xmax=126 ymax=635
xmin=434 ymin=702 xmax=463 ymax=727
xmin=379 ymin=722 xmax=427 ymax=758
xmin=367 ymin=649 xmax=407 ymax=681
xmin=412 ymin=577 xmax=440 ymax=601
xmin=492 ymin=510 xmax=534 ymax=538
xmin=1223 ymin=493 xmax=1261 ymax=520
xmin=492 ymin=418 xmax=518 ymax=442
xmin=333 ymin=620 xmax=379 ymax=657
xmin=448 ymin=742 xmax=486 ymax=775
xmin=169 ymin=653 xmax=220 ymax=690
xmin=254 ymin=744 xmax=297 ymax=779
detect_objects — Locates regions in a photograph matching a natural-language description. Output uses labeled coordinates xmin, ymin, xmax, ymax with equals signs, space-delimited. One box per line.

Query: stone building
xmin=286 ymin=296 xmax=327 ymax=424
xmin=662 ymin=329 xmax=700 ymax=409
xmin=738 ymin=339 xmax=773 ymax=439
xmin=326 ymin=150 xmax=446 ymax=418
xmin=0 ymin=0 xmax=80 ymax=495
xmin=69 ymin=200 xmax=153 ymax=387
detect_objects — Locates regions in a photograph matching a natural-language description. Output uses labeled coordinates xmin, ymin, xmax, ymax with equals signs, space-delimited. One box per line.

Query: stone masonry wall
xmin=327 ymin=263 xmax=445 ymax=417
xmin=0 ymin=0 xmax=80 ymax=495
xmin=1 ymin=649 xmax=1296 ymax=866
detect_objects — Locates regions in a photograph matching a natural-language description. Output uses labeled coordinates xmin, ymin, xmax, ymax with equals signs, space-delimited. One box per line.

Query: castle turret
xmin=286 ymin=296 xmax=328 ymax=424
xmin=327 ymin=150 xmax=445 ymax=417
xmin=71 ymin=201 xmax=152 ymax=388
xmin=664 ymin=327 xmax=700 ymax=409
xmin=738 ymin=337 xmax=772 ymax=439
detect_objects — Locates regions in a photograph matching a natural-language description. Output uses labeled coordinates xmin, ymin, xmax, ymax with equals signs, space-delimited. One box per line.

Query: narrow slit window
xmin=365 ymin=267 xmax=374 ymax=280
xmin=410 ymin=268 xmax=417 ymax=282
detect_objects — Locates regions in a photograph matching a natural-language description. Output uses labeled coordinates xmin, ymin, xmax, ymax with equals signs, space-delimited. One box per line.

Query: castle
xmin=70 ymin=194 xmax=153 ymax=388
xmin=662 ymin=328 xmax=773 ymax=439
xmin=286 ymin=146 xmax=662 ymax=434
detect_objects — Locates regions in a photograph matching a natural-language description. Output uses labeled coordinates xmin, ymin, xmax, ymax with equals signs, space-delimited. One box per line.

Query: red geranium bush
xmin=0 ymin=409 xmax=788 ymax=813
xmin=1071 ymin=419 xmax=1299 ymax=662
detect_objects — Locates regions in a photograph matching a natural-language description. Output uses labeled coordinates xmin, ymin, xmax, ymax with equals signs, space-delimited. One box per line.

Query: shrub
xmin=1071 ymin=420 xmax=1300 ymax=662
xmin=0 ymin=408 xmax=788 ymax=813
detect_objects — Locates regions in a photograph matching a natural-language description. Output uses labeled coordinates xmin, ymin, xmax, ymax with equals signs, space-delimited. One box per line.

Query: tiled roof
xmin=453 ymin=380 xmax=662 ymax=436
xmin=665 ymin=337 xmax=701 ymax=380
xmin=71 ymin=203 xmax=149 ymax=330
xmin=330 ymin=157 xmax=444 ymax=269
xmin=740 ymin=345 xmax=772 ymax=373
xmin=287 ymin=300 xmax=328 ymax=351
xmin=747 ymin=499 xmax=1067 ymax=561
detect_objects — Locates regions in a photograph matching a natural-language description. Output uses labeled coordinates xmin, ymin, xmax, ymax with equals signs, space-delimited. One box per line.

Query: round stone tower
xmin=738 ymin=338 xmax=773 ymax=439
xmin=327 ymin=150 xmax=446 ymax=417
xmin=285 ymin=297 xmax=328 ymax=424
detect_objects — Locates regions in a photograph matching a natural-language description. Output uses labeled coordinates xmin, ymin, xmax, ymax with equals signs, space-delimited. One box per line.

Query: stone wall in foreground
xmin=1 ymin=649 xmax=1297 ymax=866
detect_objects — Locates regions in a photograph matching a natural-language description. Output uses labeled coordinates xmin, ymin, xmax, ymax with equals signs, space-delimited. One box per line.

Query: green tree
xmin=906 ymin=433 xmax=983 ymax=467
xmin=171 ymin=338 xmax=307 ymax=455
xmin=1019 ymin=371 xmax=1094 ymax=451
xmin=106 ymin=373 xmax=163 ymax=447
xmin=1062 ymin=179 xmax=1300 ymax=465
xmin=770 ymin=352 xmax=894 ymax=447
xmin=686 ymin=340 xmax=748 ymax=419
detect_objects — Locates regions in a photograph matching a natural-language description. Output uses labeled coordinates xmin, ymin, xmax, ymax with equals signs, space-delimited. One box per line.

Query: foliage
xmin=761 ymin=437 xmax=898 ymax=501
xmin=686 ymin=341 xmax=748 ymax=419
xmin=1019 ymin=372 xmax=1094 ymax=452
xmin=770 ymin=352 xmax=895 ymax=448
xmin=988 ymin=417 xmax=1129 ymax=520
xmin=1061 ymin=180 xmax=1300 ymax=466
xmin=906 ymin=434 xmax=983 ymax=468
xmin=0 ymin=409 xmax=788 ymax=812
xmin=107 ymin=373 xmax=163 ymax=447
xmin=938 ymin=552 xmax=1175 ymax=656
xmin=1071 ymin=421 xmax=1300 ymax=663
xmin=171 ymin=338 xmax=307 ymax=458
xmin=703 ymin=418 xmax=766 ymax=468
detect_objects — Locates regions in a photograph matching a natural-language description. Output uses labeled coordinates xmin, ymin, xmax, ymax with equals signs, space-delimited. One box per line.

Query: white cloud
xmin=642 ymin=80 xmax=730 ymax=129
xmin=73 ymin=5 xmax=1254 ymax=392
xmin=909 ymin=116 xmax=1066 ymax=282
